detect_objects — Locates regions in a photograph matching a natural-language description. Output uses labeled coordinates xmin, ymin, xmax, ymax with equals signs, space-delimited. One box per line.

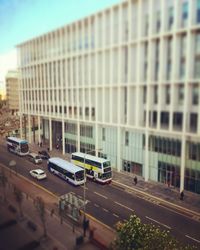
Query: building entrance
xmin=158 ymin=161 xmax=180 ymax=188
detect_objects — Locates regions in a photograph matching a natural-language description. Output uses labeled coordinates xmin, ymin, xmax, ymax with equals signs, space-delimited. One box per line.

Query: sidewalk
xmin=112 ymin=170 xmax=200 ymax=216
xmin=0 ymin=164 xmax=110 ymax=250
xmin=30 ymin=142 xmax=200 ymax=217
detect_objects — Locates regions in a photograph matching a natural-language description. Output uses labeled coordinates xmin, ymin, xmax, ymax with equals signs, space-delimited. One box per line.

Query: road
xmin=0 ymin=142 xmax=200 ymax=247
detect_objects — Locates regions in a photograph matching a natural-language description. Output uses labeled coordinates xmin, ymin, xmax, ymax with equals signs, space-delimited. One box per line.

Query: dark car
xmin=38 ymin=150 xmax=50 ymax=160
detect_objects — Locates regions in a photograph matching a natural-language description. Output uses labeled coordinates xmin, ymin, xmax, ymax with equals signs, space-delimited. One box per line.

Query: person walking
xmin=134 ymin=176 xmax=138 ymax=185
xmin=180 ymin=191 xmax=184 ymax=200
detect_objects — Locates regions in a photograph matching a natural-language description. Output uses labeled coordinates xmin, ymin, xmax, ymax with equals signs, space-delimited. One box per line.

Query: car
xmin=38 ymin=150 xmax=50 ymax=160
xmin=29 ymin=169 xmax=47 ymax=180
xmin=27 ymin=153 xmax=43 ymax=164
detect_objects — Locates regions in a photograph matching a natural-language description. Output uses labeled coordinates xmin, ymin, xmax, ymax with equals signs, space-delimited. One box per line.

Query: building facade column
xmin=38 ymin=116 xmax=41 ymax=144
xmin=144 ymin=130 xmax=149 ymax=181
xmin=62 ymin=120 xmax=65 ymax=155
xmin=49 ymin=117 xmax=52 ymax=150
xmin=28 ymin=115 xmax=31 ymax=143
xmin=180 ymin=136 xmax=186 ymax=192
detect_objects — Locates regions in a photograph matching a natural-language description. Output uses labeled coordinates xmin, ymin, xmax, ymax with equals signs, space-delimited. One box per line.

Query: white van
xmin=27 ymin=153 xmax=42 ymax=164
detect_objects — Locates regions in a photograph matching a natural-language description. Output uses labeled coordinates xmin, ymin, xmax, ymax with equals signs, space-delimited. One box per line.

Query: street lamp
xmin=83 ymin=148 xmax=102 ymax=236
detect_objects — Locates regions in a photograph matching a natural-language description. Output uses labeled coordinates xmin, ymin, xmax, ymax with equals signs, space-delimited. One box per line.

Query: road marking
xmin=103 ymin=208 xmax=109 ymax=212
xmin=145 ymin=216 xmax=171 ymax=229
xmin=113 ymin=213 xmax=119 ymax=218
xmin=94 ymin=203 xmax=100 ymax=207
xmin=185 ymin=235 xmax=200 ymax=243
xmin=94 ymin=192 xmax=108 ymax=199
xmin=115 ymin=201 xmax=134 ymax=212
xmin=112 ymin=180 xmax=200 ymax=219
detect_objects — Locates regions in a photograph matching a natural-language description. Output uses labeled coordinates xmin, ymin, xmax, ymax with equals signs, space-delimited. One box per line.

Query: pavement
xmin=0 ymin=139 xmax=200 ymax=250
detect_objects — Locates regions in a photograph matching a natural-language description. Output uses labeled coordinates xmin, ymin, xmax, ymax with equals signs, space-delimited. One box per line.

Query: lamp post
xmin=83 ymin=148 xmax=101 ymax=237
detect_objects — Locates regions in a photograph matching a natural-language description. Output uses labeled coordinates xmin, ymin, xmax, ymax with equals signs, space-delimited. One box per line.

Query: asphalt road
xmin=0 ymin=143 xmax=200 ymax=247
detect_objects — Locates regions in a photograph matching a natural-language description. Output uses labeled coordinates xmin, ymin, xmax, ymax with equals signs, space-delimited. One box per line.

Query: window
xmin=152 ymin=111 xmax=157 ymax=127
xmin=125 ymin=131 xmax=129 ymax=146
xmin=144 ymin=15 xmax=148 ymax=36
xmin=143 ymin=86 xmax=147 ymax=104
xmin=102 ymin=128 xmax=105 ymax=141
xmin=192 ymin=84 xmax=199 ymax=105
xmin=80 ymin=125 xmax=93 ymax=138
xmin=154 ymin=85 xmax=158 ymax=104
xmin=168 ymin=6 xmax=174 ymax=30
xmin=156 ymin=11 xmax=161 ymax=33
xmin=196 ymin=32 xmax=200 ymax=54
xmin=160 ymin=112 xmax=169 ymax=128
xmin=182 ymin=2 xmax=188 ymax=27
xmin=190 ymin=113 xmax=198 ymax=133
xmin=178 ymin=84 xmax=184 ymax=104
xmin=197 ymin=0 xmax=200 ymax=23
xmin=173 ymin=112 xmax=183 ymax=130
xmin=165 ymin=85 xmax=170 ymax=104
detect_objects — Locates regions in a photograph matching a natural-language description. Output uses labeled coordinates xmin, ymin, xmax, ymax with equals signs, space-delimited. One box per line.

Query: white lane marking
xmin=113 ymin=213 xmax=119 ymax=218
xmin=94 ymin=192 xmax=108 ymax=199
xmin=146 ymin=216 xmax=171 ymax=229
xmin=103 ymin=208 xmax=109 ymax=212
xmin=185 ymin=235 xmax=200 ymax=243
xmin=94 ymin=203 xmax=100 ymax=207
xmin=115 ymin=201 xmax=134 ymax=212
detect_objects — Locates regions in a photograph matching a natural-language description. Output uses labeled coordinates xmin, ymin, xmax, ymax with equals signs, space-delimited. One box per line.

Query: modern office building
xmin=5 ymin=70 xmax=20 ymax=114
xmin=17 ymin=0 xmax=200 ymax=194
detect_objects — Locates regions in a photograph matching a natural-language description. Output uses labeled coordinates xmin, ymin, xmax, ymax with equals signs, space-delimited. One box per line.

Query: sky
xmin=0 ymin=0 xmax=119 ymax=96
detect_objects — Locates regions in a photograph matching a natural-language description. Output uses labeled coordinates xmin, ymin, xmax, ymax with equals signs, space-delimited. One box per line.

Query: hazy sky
xmin=0 ymin=0 xmax=119 ymax=91
xmin=0 ymin=0 xmax=119 ymax=54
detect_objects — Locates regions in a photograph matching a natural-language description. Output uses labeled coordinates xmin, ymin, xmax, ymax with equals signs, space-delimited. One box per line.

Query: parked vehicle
xmin=27 ymin=153 xmax=42 ymax=164
xmin=29 ymin=169 xmax=46 ymax=180
xmin=38 ymin=150 xmax=50 ymax=160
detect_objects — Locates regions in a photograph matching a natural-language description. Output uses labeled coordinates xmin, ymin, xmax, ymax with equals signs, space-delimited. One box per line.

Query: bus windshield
xmin=20 ymin=143 xmax=29 ymax=153
xmin=101 ymin=172 xmax=112 ymax=180
xmin=75 ymin=170 xmax=84 ymax=181
xmin=103 ymin=161 xmax=111 ymax=168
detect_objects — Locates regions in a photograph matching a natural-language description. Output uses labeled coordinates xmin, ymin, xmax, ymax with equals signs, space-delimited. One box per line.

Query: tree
xmin=0 ymin=168 xmax=8 ymax=201
xmin=111 ymin=214 xmax=196 ymax=250
xmin=13 ymin=185 xmax=24 ymax=218
xmin=35 ymin=196 xmax=47 ymax=238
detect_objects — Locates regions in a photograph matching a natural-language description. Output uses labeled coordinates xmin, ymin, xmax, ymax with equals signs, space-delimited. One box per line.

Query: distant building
xmin=0 ymin=80 xmax=5 ymax=100
xmin=17 ymin=0 xmax=200 ymax=194
xmin=5 ymin=70 xmax=19 ymax=114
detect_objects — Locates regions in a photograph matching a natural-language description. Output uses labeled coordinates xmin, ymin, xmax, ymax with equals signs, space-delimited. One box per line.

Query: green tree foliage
xmin=111 ymin=214 xmax=196 ymax=250
xmin=13 ymin=185 xmax=24 ymax=217
xmin=35 ymin=196 xmax=47 ymax=238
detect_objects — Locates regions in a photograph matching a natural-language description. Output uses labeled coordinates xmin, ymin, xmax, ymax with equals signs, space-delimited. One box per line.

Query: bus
xmin=47 ymin=157 xmax=85 ymax=186
xmin=71 ymin=152 xmax=112 ymax=184
xmin=6 ymin=136 xmax=29 ymax=156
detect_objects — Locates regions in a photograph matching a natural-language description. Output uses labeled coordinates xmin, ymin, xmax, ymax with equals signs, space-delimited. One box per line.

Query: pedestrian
xmin=47 ymin=147 xmax=50 ymax=152
xmin=180 ymin=191 xmax=184 ymax=200
xmin=50 ymin=208 xmax=54 ymax=217
xmin=40 ymin=142 xmax=42 ymax=147
xmin=134 ymin=176 xmax=138 ymax=185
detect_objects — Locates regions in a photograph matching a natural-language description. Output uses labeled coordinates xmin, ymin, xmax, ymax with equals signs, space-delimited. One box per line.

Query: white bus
xmin=71 ymin=152 xmax=112 ymax=184
xmin=6 ymin=136 xmax=29 ymax=156
xmin=47 ymin=157 xmax=85 ymax=186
